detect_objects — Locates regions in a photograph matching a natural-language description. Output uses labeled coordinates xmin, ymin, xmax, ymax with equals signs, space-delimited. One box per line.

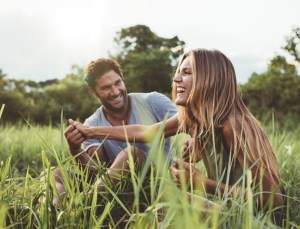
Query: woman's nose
xmin=173 ymin=74 xmax=182 ymax=82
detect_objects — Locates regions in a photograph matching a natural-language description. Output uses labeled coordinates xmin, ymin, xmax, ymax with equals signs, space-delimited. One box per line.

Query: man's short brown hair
xmin=84 ymin=58 xmax=123 ymax=88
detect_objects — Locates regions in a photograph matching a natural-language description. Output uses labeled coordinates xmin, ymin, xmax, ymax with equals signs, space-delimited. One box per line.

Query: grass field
xmin=0 ymin=106 xmax=299 ymax=228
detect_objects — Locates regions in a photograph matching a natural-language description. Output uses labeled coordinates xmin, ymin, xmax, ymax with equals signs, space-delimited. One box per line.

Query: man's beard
xmin=100 ymin=90 xmax=128 ymax=113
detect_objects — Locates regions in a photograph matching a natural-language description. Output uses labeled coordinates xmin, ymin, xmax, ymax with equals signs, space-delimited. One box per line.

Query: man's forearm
xmin=86 ymin=125 xmax=152 ymax=143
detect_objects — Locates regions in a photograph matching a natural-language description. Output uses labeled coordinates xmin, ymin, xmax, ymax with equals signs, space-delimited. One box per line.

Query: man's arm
xmin=69 ymin=114 xmax=179 ymax=143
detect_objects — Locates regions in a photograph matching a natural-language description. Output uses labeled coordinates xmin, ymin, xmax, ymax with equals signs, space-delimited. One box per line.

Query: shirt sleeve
xmin=147 ymin=92 xmax=178 ymax=121
xmin=81 ymin=113 xmax=102 ymax=152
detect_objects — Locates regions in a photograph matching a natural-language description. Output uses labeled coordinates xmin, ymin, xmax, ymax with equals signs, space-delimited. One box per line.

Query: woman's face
xmin=173 ymin=57 xmax=193 ymax=106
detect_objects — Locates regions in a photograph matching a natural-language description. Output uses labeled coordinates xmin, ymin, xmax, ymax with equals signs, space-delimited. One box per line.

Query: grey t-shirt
xmin=82 ymin=92 xmax=177 ymax=161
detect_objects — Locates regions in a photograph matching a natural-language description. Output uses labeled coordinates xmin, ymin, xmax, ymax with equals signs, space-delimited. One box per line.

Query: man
xmin=53 ymin=58 xmax=177 ymax=205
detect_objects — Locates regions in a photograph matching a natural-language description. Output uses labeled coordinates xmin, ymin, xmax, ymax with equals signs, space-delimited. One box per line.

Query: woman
xmin=71 ymin=49 xmax=284 ymax=218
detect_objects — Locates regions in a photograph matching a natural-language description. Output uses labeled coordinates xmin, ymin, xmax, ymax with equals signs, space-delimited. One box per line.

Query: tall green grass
xmin=0 ymin=110 xmax=299 ymax=228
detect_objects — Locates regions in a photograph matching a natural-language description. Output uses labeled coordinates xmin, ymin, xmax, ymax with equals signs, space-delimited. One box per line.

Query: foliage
xmin=112 ymin=24 xmax=185 ymax=94
xmin=38 ymin=68 xmax=97 ymax=124
xmin=0 ymin=65 xmax=98 ymax=125
xmin=1 ymin=25 xmax=300 ymax=129
xmin=0 ymin=121 xmax=299 ymax=228
xmin=121 ymin=49 xmax=174 ymax=93
xmin=241 ymin=55 xmax=300 ymax=129
xmin=283 ymin=27 xmax=300 ymax=63
xmin=241 ymin=27 xmax=300 ymax=129
xmin=1 ymin=23 xmax=186 ymax=125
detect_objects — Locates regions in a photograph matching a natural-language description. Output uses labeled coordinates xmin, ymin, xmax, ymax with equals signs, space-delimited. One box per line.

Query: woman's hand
xmin=182 ymin=139 xmax=202 ymax=163
xmin=170 ymin=158 xmax=206 ymax=189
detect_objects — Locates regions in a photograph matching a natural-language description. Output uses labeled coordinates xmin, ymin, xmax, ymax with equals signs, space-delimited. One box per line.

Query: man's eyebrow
xmin=100 ymin=84 xmax=112 ymax=89
xmin=100 ymin=79 xmax=121 ymax=89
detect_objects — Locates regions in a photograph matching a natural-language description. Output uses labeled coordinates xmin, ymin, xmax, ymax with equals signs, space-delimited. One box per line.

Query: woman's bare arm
xmin=69 ymin=114 xmax=179 ymax=143
xmin=174 ymin=125 xmax=283 ymax=208
xmin=222 ymin=125 xmax=283 ymax=208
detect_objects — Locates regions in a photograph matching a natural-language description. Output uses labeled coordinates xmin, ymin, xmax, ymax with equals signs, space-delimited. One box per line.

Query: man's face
xmin=91 ymin=70 xmax=128 ymax=113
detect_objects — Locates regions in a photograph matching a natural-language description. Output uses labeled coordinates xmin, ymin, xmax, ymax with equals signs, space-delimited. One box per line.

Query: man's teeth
xmin=112 ymin=95 xmax=121 ymax=100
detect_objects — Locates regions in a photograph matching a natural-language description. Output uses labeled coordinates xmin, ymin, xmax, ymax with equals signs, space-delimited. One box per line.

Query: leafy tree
xmin=33 ymin=65 xmax=98 ymax=124
xmin=283 ymin=27 xmax=300 ymax=63
xmin=0 ymin=69 xmax=6 ymax=90
xmin=112 ymin=24 xmax=185 ymax=93
xmin=0 ymin=66 xmax=98 ymax=124
xmin=0 ymin=70 xmax=35 ymax=123
xmin=241 ymin=55 xmax=300 ymax=129
xmin=241 ymin=27 xmax=300 ymax=129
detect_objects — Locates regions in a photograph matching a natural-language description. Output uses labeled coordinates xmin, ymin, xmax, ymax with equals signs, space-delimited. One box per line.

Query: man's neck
xmin=103 ymin=97 xmax=131 ymax=126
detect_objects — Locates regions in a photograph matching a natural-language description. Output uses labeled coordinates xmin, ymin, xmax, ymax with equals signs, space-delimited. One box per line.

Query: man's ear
xmin=88 ymin=87 xmax=97 ymax=98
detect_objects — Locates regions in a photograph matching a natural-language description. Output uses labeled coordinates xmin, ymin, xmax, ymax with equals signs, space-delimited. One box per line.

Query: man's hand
xmin=64 ymin=124 xmax=86 ymax=156
xmin=171 ymin=158 xmax=206 ymax=189
xmin=68 ymin=119 xmax=93 ymax=139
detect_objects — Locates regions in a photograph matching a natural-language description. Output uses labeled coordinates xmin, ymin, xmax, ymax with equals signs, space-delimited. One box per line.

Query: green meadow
xmin=0 ymin=104 xmax=299 ymax=228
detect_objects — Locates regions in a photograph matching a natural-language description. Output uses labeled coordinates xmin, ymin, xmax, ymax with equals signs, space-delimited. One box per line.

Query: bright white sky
xmin=0 ymin=0 xmax=299 ymax=83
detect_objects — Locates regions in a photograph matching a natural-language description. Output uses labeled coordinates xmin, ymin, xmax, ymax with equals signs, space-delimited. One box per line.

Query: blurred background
xmin=0 ymin=0 xmax=299 ymax=129
xmin=1 ymin=2 xmax=300 ymax=226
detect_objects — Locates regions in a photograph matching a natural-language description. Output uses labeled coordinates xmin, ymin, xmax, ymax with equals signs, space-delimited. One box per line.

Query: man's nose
xmin=110 ymin=85 xmax=119 ymax=95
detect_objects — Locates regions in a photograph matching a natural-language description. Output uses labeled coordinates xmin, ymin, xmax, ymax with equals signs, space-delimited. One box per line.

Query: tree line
xmin=0 ymin=25 xmax=299 ymax=129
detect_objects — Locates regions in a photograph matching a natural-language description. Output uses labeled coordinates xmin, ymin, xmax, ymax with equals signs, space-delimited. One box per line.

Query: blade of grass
xmin=0 ymin=104 xmax=4 ymax=119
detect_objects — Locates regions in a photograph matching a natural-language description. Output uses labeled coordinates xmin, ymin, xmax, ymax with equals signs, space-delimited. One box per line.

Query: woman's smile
xmin=173 ymin=57 xmax=193 ymax=106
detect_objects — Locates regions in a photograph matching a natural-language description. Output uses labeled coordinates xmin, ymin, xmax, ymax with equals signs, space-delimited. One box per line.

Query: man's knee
xmin=52 ymin=168 xmax=64 ymax=183
xmin=113 ymin=146 xmax=145 ymax=169
xmin=123 ymin=146 xmax=145 ymax=164
xmin=40 ymin=167 xmax=63 ymax=183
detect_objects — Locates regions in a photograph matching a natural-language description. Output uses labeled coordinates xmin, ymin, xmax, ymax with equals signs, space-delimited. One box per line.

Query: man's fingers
xmin=69 ymin=119 xmax=85 ymax=133
xmin=69 ymin=119 xmax=80 ymax=128
xmin=69 ymin=131 xmax=84 ymax=141
xmin=64 ymin=125 xmax=76 ymax=134
xmin=73 ymin=136 xmax=85 ymax=145
xmin=65 ymin=129 xmax=85 ymax=145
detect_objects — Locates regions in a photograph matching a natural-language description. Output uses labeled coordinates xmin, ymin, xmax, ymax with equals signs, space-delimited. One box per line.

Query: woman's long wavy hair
xmin=172 ymin=49 xmax=280 ymax=183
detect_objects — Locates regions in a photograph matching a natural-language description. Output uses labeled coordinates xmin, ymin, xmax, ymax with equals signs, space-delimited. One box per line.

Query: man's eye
xmin=115 ymin=80 xmax=122 ymax=86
